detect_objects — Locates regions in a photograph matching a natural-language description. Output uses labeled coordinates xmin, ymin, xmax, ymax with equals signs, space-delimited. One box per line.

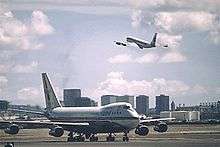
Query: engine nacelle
xmin=153 ymin=122 xmax=168 ymax=133
xmin=49 ymin=126 xmax=64 ymax=137
xmin=4 ymin=124 xmax=19 ymax=135
xmin=135 ymin=125 xmax=149 ymax=136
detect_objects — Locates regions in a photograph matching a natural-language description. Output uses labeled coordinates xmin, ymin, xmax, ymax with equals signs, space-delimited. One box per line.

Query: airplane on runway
xmin=0 ymin=73 xmax=174 ymax=142
xmin=115 ymin=33 xmax=168 ymax=49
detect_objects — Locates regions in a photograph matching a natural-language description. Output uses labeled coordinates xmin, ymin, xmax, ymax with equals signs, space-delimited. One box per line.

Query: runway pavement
xmin=1 ymin=139 xmax=219 ymax=147
xmin=0 ymin=124 xmax=220 ymax=147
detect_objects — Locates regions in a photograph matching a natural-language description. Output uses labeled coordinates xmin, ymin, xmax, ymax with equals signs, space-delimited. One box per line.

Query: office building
xmin=116 ymin=95 xmax=134 ymax=108
xmin=101 ymin=95 xmax=117 ymax=106
xmin=101 ymin=95 xmax=135 ymax=108
xmin=78 ymin=97 xmax=98 ymax=107
xmin=63 ymin=89 xmax=81 ymax=107
xmin=155 ymin=94 xmax=169 ymax=114
xmin=136 ymin=95 xmax=149 ymax=115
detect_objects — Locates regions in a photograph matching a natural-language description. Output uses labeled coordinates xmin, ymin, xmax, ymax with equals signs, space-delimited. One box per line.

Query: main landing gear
xmin=67 ymin=132 xmax=85 ymax=142
xmin=122 ymin=132 xmax=129 ymax=142
xmin=106 ymin=133 xmax=115 ymax=142
xmin=89 ymin=134 xmax=98 ymax=142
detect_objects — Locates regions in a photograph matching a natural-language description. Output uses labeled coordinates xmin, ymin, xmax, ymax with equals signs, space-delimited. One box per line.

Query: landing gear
xmin=122 ymin=133 xmax=129 ymax=142
xmin=89 ymin=134 xmax=98 ymax=142
xmin=106 ymin=133 xmax=115 ymax=142
xmin=67 ymin=132 xmax=85 ymax=142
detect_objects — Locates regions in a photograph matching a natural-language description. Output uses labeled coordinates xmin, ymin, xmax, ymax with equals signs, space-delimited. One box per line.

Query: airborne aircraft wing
xmin=136 ymin=44 xmax=144 ymax=49
xmin=140 ymin=118 xmax=175 ymax=126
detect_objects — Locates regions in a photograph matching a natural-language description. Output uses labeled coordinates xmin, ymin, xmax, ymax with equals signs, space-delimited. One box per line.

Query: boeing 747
xmin=0 ymin=73 xmax=174 ymax=142
xmin=115 ymin=33 xmax=168 ymax=49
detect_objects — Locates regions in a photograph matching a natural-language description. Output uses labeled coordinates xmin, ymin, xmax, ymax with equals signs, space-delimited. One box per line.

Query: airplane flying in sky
xmin=0 ymin=73 xmax=174 ymax=142
xmin=115 ymin=33 xmax=168 ymax=49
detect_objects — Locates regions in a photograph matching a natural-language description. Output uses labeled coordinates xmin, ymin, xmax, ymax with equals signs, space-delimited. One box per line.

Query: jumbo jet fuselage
xmin=126 ymin=36 xmax=156 ymax=48
xmin=48 ymin=102 xmax=140 ymax=133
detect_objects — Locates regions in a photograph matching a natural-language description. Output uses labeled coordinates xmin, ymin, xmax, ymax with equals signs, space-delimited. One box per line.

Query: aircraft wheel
xmin=89 ymin=135 xmax=98 ymax=142
xmin=106 ymin=136 xmax=115 ymax=142
xmin=123 ymin=136 xmax=129 ymax=142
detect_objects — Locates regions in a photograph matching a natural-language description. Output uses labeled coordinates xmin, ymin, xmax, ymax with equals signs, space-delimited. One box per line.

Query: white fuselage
xmin=48 ymin=102 xmax=140 ymax=133
xmin=126 ymin=36 xmax=154 ymax=48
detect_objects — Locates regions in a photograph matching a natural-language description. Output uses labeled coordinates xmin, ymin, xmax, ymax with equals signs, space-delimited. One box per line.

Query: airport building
xmin=101 ymin=95 xmax=135 ymax=108
xmin=160 ymin=111 xmax=200 ymax=122
xmin=155 ymin=94 xmax=169 ymax=114
xmin=136 ymin=95 xmax=149 ymax=115
xmin=63 ymin=89 xmax=81 ymax=107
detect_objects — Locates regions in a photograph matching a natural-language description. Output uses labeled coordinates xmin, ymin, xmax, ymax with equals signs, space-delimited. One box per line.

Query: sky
xmin=0 ymin=0 xmax=220 ymax=107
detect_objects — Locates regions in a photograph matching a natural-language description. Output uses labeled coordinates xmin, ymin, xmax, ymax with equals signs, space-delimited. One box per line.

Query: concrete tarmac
xmin=1 ymin=124 xmax=220 ymax=147
xmin=1 ymin=139 xmax=219 ymax=147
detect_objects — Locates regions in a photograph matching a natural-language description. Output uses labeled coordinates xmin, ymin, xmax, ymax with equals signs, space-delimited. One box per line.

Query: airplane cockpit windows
xmin=122 ymin=105 xmax=130 ymax=109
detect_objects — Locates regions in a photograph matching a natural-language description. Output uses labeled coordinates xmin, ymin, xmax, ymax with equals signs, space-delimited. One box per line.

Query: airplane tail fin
xmin=151 ymin=33 xmax=157 ymax=47
xmin=42 ymin=73 xmax=61 ymax=111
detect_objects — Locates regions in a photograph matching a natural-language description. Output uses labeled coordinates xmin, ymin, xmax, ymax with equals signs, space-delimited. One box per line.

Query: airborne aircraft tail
xmin=42 ymin=73 xmax=62 ymax=111
xmin=150 ymin=33 xmax=157 ymax=47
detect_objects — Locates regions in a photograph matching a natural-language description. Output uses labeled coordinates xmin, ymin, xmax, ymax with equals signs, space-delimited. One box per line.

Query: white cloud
xmin=131 ymin=10 xmax=142 ymax=28
xmin=154 ymin=11 xmax=216 ymax=33
xmin=0 ymin=9 xmax=54 ymax=50
xmin=135 ymin=52 xmax=159 ymax=63
xmin=31 ymin=10 xmax=54 ymax=35
xmin=191 ymin=84 xmax=208 ymax=94
xmin=17 ymin=87 xmax=43 ymax=105
xmin=92 ymin=71 xmax=190 ymax=98
xmin=159 ymin=51 xmax=187 ymax=63
xmin=0 ymin=64 xmax=10 ymax=73
xmin=157 ymin=33 xmax=182 ymax=49
xmin=108 ymin=54 xmax=132 ymax=63
xmin=0 ymin=76 xmax=8 ymax=95
xmin=108 ymin=51 xmax=186 ymax=64
xmin=12 ymin=61 xmax=39 ymax=73
xmin=0 ymin=76 xmax=8 ymax=88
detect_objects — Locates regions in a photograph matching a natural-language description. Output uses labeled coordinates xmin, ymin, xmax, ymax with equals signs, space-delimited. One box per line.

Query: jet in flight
xmin=115 ymin=33 xmax=168 ymax=49
xmin=0 ymin=73 xmax=174 ymax=142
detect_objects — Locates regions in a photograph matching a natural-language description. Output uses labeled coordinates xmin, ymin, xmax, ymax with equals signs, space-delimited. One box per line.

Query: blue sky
xmin=0 ymin=0 xmax=219 ymax=107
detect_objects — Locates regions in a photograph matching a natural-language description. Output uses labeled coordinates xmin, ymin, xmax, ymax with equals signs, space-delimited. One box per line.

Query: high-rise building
xmin=171 ymin=101 xmax=175 ymax=111
xmin=77 ymin=97 xmax=98 ymax=107
xmin=101 ymin=95 xmax=117 ymax=106
xmin=101 ymin=95 xmax=135 ymax=108
xmin=63 ymin=89 xmax=81 ymax=107
xmin=136 ymin=95 xmax=149 ymax=115
xmin=155 ymin=94 xmax=169 ymax=114
xmin=116 ymin=95 xmax=134 ymax=108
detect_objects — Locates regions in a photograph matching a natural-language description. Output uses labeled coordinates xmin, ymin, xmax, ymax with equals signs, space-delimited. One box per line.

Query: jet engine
xmin=49 ymin=126 xmax=64 ymax=137
xmin=153 ymin=122 xmax=168 ymax=133
xmin=135 ymin=125 xmax=149 ymax=136
xmin=4 ymin=124 xmax=19 ymax=135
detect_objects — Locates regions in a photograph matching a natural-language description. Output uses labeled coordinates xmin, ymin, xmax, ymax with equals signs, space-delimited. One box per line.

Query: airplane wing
xmin=140 ymin=118 xmax=175 ymax=126
xmin=7 ymin=108 xmax=45 ymax=116
xmin=137 ymin=44 xmax=143 ymax=49
xmin=0 ymin=120 xmax=89 ymax=129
